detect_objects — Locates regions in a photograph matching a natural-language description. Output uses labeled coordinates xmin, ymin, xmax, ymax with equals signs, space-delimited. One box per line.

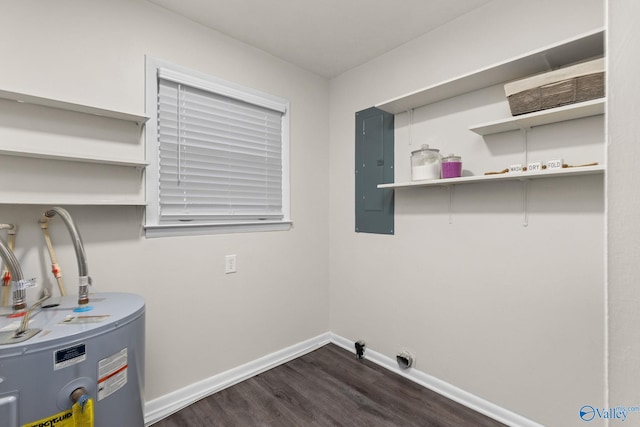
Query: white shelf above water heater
xmin=0 ymin=199 xmax=148 ymax=206
xmin=0 ymin=147 xmax=148 ymax=168
xmin=0 ymin=89 xmax=149 ymax=125
xmin=0 ymin=88 xmax=149 ymax=206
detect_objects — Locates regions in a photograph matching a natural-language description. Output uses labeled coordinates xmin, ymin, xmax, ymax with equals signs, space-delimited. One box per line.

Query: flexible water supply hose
xmin=0 ymin=232 xmax=26 ymax=311
xmin=38 ymin=219 xmax=67 ymax=296
xmin=0 ymin=224 xmax=16 ymax=307
xmin=40 ymin=207 xmax=91 ymax=308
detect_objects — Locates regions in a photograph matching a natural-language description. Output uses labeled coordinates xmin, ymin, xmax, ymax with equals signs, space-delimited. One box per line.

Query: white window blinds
xmin=155 ymin=69 xmax=287 ymax=224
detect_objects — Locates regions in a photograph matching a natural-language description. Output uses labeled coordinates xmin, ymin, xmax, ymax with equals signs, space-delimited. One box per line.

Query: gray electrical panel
xmin=355 ymin=107 xmax=394 ymax=234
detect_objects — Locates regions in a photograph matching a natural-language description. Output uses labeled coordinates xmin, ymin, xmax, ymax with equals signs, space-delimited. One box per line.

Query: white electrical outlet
xmin=225 ymin=254 xmax=237 ymax=274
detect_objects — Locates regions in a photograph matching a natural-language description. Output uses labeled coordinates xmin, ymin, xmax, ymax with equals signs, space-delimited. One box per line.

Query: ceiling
xmin=146 ymin=0 xmax=492 ymax=78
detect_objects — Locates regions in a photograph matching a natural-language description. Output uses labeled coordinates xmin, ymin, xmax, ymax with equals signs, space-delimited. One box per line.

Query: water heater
xmin=0 ymin=292 xmax=145 ymax=426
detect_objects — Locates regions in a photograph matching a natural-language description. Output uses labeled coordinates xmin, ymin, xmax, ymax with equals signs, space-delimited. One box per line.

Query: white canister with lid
xmin=411 ymin=144 xmax=442 ymax=180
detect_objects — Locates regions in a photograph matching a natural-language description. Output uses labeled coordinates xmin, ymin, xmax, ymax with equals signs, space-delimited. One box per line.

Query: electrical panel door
xmin=355 ymin=107 xmax=394 ymax=234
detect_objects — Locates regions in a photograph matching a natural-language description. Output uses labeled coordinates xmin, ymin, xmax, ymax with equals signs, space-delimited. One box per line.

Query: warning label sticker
xmin=60 ymin=314 xmax=111 ymax=325
xmin=97 ymin=347 xmax=128 ymax=401
xmin=22 ymin=409 xmax=73 ymax=427
xmin=54 ymin=343 xmax=86 ymax=371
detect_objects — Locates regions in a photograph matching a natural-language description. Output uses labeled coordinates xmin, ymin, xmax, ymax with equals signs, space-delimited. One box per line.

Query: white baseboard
xmin=144 ymin=331 xmax=542 ymax=427
xmin=330 ymin=333 xmax=543 ymax=427
xmin=144 ymin=332 xmax=331 ymax=426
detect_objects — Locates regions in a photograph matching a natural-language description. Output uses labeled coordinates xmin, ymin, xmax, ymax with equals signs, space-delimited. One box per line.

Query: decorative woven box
xmin=504 ymin=57 xmax=605 ymax=116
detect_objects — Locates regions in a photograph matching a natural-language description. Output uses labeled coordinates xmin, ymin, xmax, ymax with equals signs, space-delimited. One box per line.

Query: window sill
xmin=144 ymin=220 xmax=292 ymax=238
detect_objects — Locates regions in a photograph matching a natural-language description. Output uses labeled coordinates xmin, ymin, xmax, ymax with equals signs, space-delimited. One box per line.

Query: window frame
xmin=144 ymin=56 xmax=291 ymax=238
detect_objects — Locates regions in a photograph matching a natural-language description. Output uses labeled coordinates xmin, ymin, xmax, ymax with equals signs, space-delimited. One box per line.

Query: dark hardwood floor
xmin=152 ymin=343 xmax=506 ymax=427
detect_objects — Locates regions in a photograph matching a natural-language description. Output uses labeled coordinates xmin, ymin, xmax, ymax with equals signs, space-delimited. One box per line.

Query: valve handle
xmin=77 ymin=394 xmax=89 ymax=413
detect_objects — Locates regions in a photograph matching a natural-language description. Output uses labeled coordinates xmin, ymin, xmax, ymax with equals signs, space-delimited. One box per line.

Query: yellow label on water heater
xmin=22 ymin=399 xmax=94 ymax=427
xmin=22 ymin=409 xmax=74 ymax=427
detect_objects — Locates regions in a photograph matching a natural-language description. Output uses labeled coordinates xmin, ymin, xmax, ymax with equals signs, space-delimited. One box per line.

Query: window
xmin=145 ymin=57 xmax=290 ymax=237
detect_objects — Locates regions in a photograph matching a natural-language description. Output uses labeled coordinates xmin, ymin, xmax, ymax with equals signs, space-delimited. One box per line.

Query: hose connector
xmin=78 ymin=276 xmax=91 ymax=306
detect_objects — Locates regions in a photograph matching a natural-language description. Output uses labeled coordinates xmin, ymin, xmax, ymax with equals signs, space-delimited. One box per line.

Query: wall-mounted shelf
xmin=375 ymin=28 xmax=604 ymax=114
xmin=378 ymin=165 xmax=604 ymax=189
xmin=369 ymin=28 xmax=605 ymax=230
xmin=469 ymin=98 xmax=605 ymax=136
xmin=0 ymin=89 xmax=149 ymax=125
xmin=0 ymin=199 xmax=147 ymax=206
xmin=0 ymin=88 xmax=148 ymax=207
xmin=0 ymin=148 xmax=148 ymax=168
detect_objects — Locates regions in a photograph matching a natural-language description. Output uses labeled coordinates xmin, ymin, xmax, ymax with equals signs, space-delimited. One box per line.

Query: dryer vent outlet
xmin=355 ymin=340 xmax=366 ymax=359
xmin=396 ymin=350 xmax=414 ymax=369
